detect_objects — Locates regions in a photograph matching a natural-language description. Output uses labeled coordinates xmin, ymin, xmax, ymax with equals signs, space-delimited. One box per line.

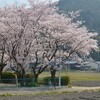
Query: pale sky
xmin=0 ymin=0 xmax=58 ymax=7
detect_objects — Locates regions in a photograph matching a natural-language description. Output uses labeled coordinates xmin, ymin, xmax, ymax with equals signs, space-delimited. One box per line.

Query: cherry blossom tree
xmin=0 ymin=34 xmax=7 ymax=80
xmin=26 ymin=0 xmax=98 ymax=85
xmin=0 ymin=0 xmax=98 ymax=86
xmin=0 ymin=5 xmax=34 ymax=85
xmin=34 ymin=8 xmax=98 ymax=82
xmin=0 ymin=9 xmax=10 ymax=79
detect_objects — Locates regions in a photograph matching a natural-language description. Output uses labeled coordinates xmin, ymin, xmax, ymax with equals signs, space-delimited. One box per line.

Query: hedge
xmin=1 ymin=72 xmax=70 ymax=87
xmin=42 ymin=76 xmax=70 ymax=86
xmin=1 ymin=72 xmax=15 ymax=83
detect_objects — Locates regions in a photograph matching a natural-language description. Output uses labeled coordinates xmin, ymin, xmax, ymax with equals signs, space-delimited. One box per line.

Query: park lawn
xmin=39 ymin=71 xmax=100 ymax=83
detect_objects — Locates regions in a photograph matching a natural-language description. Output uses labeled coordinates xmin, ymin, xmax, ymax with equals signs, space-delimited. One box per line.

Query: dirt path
xmin=0 ymin=89 xmax=100 ymax=100
xmin=0 ymin=86 xmax=100 ymax=95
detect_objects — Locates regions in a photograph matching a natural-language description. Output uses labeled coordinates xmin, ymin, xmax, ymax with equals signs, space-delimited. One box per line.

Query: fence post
xmin=14 ymin=74 xmax=18 ymax=87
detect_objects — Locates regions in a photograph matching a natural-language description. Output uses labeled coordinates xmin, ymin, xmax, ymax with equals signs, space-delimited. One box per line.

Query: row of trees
xmin=0 ymin=0 xmax=98 ymax=86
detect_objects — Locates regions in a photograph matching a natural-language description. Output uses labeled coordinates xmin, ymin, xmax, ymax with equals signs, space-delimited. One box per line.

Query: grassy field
xmin=39 ymin=71 xmax=100 ymax=83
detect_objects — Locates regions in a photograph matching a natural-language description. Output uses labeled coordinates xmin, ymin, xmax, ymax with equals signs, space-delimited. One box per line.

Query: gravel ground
xmin=0 ymin=91 xmax=100 ymax=100
xmin=0 ymin=81 xmax=100 ymax=100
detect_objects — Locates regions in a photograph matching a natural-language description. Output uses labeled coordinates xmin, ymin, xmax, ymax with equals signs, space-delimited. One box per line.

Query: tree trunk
xmin=19 ymin=68 xmax=26 ymax=87
xmin=34 ymin=74 xmax=38 ymax=83
xmin=0 ymin=64 xmax=5 ymax=83
xmin=50 ymin=68 xmax=56 ymax=89
xmin=0 ymin=69 xmax=3 ymax=83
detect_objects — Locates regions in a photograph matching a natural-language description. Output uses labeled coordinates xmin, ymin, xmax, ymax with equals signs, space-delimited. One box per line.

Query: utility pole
xmin=58 ymin=46 xmax=62 ymax=88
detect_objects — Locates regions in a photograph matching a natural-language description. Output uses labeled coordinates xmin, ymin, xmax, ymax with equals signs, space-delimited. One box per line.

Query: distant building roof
xmin=64 ymin=61 xmax=77 ymax=64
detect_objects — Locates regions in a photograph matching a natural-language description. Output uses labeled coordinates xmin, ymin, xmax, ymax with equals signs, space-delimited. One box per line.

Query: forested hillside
xmin=58 ymin=0 xmax=100 ymax=34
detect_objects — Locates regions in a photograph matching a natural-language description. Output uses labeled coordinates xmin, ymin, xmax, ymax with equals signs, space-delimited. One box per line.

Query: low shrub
xmin=19 ymin=74 xmax=39 ymax=87
xmin=25 ymin=74 xmax=34 ymax=78
xmin=61 ymin=76 xmax=70 ymax=85
xmin=24 ymin=74 xmax=34 ymax=87
xmin=42 ymin=77 xmax=51 ymax=85
xmin=42 ymin=76 xmax=70 ymax=86
xmin=1 ymin=72 xmax=15 ymax=83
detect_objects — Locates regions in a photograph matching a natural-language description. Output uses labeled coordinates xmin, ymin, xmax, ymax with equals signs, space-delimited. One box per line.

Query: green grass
xmin=66 ymin=71 xmax=100 ymax=82
xmin=0 ymin=71 xmax=100 ymax=87
xmin=39 ymin=71 xmax=100 ymax=83
xmin=0 ymin=93 xmax=12 ymax=97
